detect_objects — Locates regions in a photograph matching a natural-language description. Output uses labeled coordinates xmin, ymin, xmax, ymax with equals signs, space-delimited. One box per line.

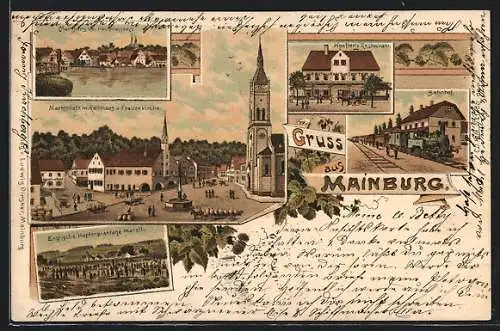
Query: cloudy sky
xmin=36 ymin=25 xmax=168 ymax=49
xmin=33 ymin=29 xmax=286 ymax=143
xmin=35 ymin=225 xmax=166 ymax=254
xmin=347 ymin=89 xmax=469 ymax=137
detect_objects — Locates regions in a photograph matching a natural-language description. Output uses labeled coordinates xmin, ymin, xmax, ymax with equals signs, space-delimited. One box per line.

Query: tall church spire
xmin=257 ymin=36 xmax=264 ymax=68
xmin=252 ymin=36 xmax=269 ymax=85
xmin=162 ymin=112 xmax=168 ymax=140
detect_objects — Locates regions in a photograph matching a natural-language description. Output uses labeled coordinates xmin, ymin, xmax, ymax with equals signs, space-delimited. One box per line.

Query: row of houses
xmin=36 ymin=47 xmax=168 ymax=69
xmin=31 ymin=152 xmax=247 ymax=205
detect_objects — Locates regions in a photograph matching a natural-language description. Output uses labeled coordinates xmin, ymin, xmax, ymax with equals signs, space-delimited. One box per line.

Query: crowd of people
xmin=38 ymin=257 xmax=169 ymax=281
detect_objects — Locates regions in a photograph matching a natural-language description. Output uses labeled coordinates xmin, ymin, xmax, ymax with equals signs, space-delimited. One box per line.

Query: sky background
xmin=35 ymin=225 xmax=166 ymax=253
xmin=288 ymin=41 xmax=393 ymax=83
xmin=347 ymin=89 xmax=469 ymax=137
xmin=35 ymin=25 xmax=168 ymax=49
xmin=33 ymin=29 xmax=286 ymax=143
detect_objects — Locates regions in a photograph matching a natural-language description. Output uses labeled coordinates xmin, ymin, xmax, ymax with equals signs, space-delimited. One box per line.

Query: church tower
xmin=161 ymin=112 xmax=170 ymax=178
xmin=247 ymin=38 xmax=272 ymax=193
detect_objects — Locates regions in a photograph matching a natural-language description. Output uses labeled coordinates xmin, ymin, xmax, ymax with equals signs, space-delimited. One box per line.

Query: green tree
xmin=382 ymin=122 xmax=387 ymax=131
xmin=363 ymin=74 xmax=384 ymax=108
xmin=396 ymin=113 xmax=402 ymax=127
xmin=388 ymin=118 xmax=393 ymax=129
xmin=394 ymin=43 xmax=414 ymax=66
xmin=289 ymin=71 xmax=306 ymax=106
xmin=374 ymin=125 xmax=378 ymax=135
xmin=418 ymin=42 xmax=455 ymax=67
xmin=450 ymin=53 xmax=462 ymax=66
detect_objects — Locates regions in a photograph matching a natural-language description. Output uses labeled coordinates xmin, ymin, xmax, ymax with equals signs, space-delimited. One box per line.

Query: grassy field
xmin=39 ymin=274 xmax=170 ymax=300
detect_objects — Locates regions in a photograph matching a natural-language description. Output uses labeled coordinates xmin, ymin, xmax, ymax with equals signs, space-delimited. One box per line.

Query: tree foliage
xmin=395 ymin=42 xmax=463 ymax=67
xmin=363 ymin=74 xmax=384 ymax=108
xmin=289 ymin=71 xmax=306 ymax=105
xmin=32 ymin=126 xmax=246 ymax=169
xmin=273 ymin=160 xmax=360 ymax=225
xmin=167 ymin=224 xmax=249 ymax=272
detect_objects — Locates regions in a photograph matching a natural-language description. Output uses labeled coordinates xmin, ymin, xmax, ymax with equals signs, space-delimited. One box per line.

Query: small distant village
xmin=36 ymin=32 xmax=168 ymax=74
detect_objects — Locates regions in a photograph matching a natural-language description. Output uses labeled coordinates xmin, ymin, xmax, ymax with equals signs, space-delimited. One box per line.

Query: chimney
xmin=409 ymin=105 xmax=414 ymax=113
xmin=430 ymin=100 xmax=434 ymax=106
xmin=324 ymin=44 xmax=329 ymax=55
xmin=419 ymin=104 xmax=423 ymax=110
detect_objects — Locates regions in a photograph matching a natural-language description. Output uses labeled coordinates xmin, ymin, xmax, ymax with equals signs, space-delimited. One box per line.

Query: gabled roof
xmin=31 ymin=158 xmax=43 ymax=185
xmin=401 ymin=101 xmax=466 ymax=124
xmin=257 ymin=147 xmax=273 ymax=156
xmin=36 ymin=47 xmax=54 ymax=58
xmin=62 ymin=50 xmax=74 ymax=59
xmin=39 ymin=159 xmax=65 ymax=172
xmin=302 ymin=50 xmax=380 ymax=71
xmin=73 ymin=158 xmax=91 ymax=169
xmin=271 ymin=134 xmax=285 ymax=153
xmin=101 ymin=149 xmax=161 ymax=168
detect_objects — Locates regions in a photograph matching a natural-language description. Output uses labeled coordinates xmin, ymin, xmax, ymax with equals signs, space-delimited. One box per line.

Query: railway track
xmin=353 ymin=142 xmax=405 ymax=173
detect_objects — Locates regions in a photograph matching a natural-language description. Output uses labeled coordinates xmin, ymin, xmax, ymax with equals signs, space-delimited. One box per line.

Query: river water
xmin=60 ymin=67 xmax=168 ymax=98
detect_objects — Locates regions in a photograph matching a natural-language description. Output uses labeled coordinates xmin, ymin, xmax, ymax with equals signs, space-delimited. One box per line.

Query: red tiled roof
xmin=401 ymin=101 xmax=466 ymax=124
xmin=302 ymin=50 xmax=380 ymax=72
xmin=39 ymin=159 xmax=65 ymax=172
xmin=31 ymin=158 xmax=43 ymax=185
xmin=73 ymin=158 xmax=91 ymax=169
xmin=36 ymin=47 xmax=54 ymax=59
xmin=101 ymin=149 xmax=161 ymax=167
xmin=231 ymin=155 xmax=246 ymax=169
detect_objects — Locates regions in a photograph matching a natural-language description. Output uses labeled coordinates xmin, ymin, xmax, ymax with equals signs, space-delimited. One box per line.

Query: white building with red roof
xmin=38 ymin=159 xmax=66 ymax=190
xmin=298 ymin=44 xmax=390 ymax=101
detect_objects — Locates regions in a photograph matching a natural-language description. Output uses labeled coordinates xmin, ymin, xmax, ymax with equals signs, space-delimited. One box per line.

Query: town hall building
xmin=246 ymin=40 xmax=285 ymax=197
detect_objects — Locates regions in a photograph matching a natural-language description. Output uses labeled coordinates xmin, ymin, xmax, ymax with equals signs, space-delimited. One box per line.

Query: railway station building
xmin=400 ymin=100 xmax=466 ymax=148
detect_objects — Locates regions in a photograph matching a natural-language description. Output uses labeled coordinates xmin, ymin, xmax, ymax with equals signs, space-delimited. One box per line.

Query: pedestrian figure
xmin=205 ymin=190 xmax=208 ymax=198
xmin=77 ymin=194 xmax=80 ymax=203
xmin=160 ymin=192 xmax=164 ymax=202
xmin=115 ymin=191 xmax=118 ymax=198
xmin=73 ymin=202 xmax=78 ymax=211
xmin=386 ymin=144 xmax=390 ymax=157
xmin=148 ymin=205 xmax=152 ymax=217
xmin=394 ymin=147 xmax=398 ymax=160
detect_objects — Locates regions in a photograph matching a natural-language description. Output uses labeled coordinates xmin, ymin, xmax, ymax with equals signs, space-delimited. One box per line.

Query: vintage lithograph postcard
xmin=10 ymin=10 xmax=491 ymax=323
